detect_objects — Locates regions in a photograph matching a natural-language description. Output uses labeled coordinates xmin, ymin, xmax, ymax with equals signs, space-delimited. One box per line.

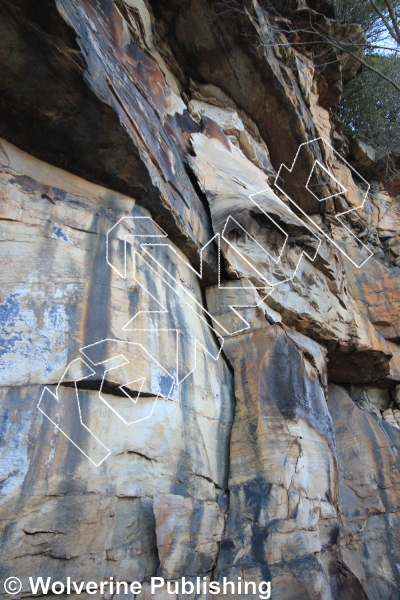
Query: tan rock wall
xmin=1 ymin=0 xmax=400 ymax=598
xmin=0 ymin=140 xmax=233 ymax=595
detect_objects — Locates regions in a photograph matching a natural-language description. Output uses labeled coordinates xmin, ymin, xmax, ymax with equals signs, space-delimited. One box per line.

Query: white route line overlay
xmin=38 ymin=136 xmax=372 ymax=466
xmin=275 ymin=136 xmax=373 ymax=268
xmin=38 ymin=342 xmax=175 ymax=467
xmin=37 ymin=358 xmax=111 ymax=467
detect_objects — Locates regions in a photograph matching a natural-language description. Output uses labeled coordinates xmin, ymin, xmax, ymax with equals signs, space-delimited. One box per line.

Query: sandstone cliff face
xmin=1 ymin=1 xmax=400 ymax=599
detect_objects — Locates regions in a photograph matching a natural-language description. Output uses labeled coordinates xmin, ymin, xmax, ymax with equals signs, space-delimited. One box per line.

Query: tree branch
xmin=368 ymin=0 xmax=399 ymax=43
xmin=278 ymin=23 xmax=400 ymax=92
xmin=327 ymin=38 xmax=400 ymax=91
xmin=383 ymin=0 xmax=400 ymax=44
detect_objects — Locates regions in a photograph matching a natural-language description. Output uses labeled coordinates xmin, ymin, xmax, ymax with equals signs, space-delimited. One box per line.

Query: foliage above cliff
xmin=335 ymin=0 xmax=400 ymax=171
xmin=338 ymin=54 xmax=400 ymax=156
xmin=335 ymin=0 xmax=400 ymax=51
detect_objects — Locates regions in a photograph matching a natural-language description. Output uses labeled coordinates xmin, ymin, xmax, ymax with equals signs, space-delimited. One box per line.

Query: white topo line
xmin=38 ymin=136 xmax=373 ymax=465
